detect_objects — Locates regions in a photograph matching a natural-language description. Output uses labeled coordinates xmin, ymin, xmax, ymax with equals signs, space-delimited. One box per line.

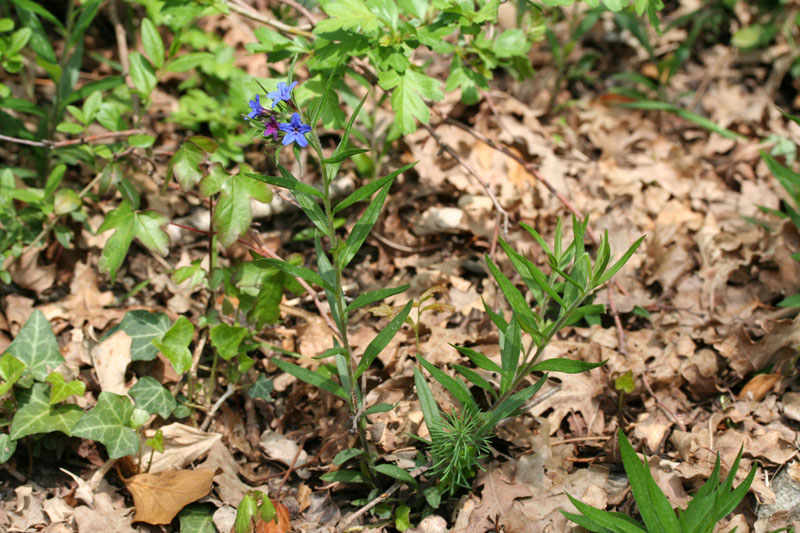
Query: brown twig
xmin=276 ymin=434 xmax=310 ymax=496
xmin=227 ymin=0 xmax=314 ymax=37
xmin=641 ymin=372 xmax=686 ymax=432
xmin=0 ymin=129 xmax=145 ymax=149
xmin=420 ymin=122 xmax=510 ymax=239
xmin=279 ymin=0 xmax=318 ymax=25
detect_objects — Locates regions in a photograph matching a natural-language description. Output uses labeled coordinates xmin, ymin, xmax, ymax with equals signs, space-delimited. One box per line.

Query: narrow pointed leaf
xmin=271 ymin=358 xmax=347 ymax=400
xmin=417 ymin=354 xmax=475 ymax=410
xmin=355 ymin=300 xmax=413 ymax=378
xmin=530 ymin=358 xmax=606 ymax=373
xmin=345 ymin=284 xmax=409 ymax=313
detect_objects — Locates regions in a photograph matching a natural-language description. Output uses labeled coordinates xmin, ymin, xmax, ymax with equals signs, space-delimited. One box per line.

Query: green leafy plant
xmin=562 ymin=429 xmax=757 ymax=533
xmin=414 ymin=217 xmax=644 ymax=497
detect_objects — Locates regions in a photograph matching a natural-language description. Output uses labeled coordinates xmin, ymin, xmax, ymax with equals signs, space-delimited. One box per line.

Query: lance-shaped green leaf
xmin=140 ymin=18 xmax=164 ymax=69
xmin=255 ymin=258 xmax=334 ymax=293
xmin=345 ymin=284 xmax=409 ymax=313
xmin=104 ymin=310 xmax=171 ymax=362
xmin=355 ymin=300 xmax=413 ymax=379
xmin=200 ymin=164 xmax=273 ymax=248
xmin=499 ymin=315 xmax=521 ymax=394
xmin=375 ymin=463 xmax=418 ymax=488
xmin=333 ymin=162 xmax=417 ymax=215
xmin=451 ymin=363 xmax=497 ymax=399
xmin=481 ymin=375 xmax=547 ymax=432
xmin=4 ymin=310 xmax=64 ymax=381
xmin=617 ymin=429 xmax=680 ymax=533
xmin=529 ymin=358 xmax=605 ymax=374
xmin=46 ymin=371 xmax=85 ymax=404
xmin=246 ymin=172 xmax=323 ymax=198
xmin=562 ymin=494 xmax=647 ymax=533
xmin=595 ymin=235 xmax=646 ymax=288
xmin=452 ymin=345 xmax=502 ymax=374
xmin=417 ymin=354 xmax=476 ymax=411
xmin=484 ymin=255 xmax=540 ymax=335
xmin=275 ymin=164 xmax=330 ymax=237
xmin=271 ymin=358 xmax=347 ymax=400
xmin=0 ymin=434 xmax=16 ymax=463
xmin=9 ymin=383 xmax=83 ymax=440
xmin=210 ymin=323 xmax=248 ymax=360
xmin=72 ymin=392 xmax=139 ymax=459
xmin=339 ymin=178 xmax=393 ymax=269
xmin=152 ymin=316 xmax=194 ymax=375
xmin=129 ymin=376 xmax=176 ymax=419
xmin=128 ymin=52 xmax=156 ymax=96
xmin=414 ymin=366 xmax=441 ymax=436
xmin=0 ymin=353 xmax=25 ymax=396
xmin=97 ymin=200 xmax=170 ymax=283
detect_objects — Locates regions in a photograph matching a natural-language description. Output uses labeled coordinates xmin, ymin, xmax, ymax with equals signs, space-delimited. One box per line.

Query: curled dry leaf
xmin=126 ymin=468 xmax=215 ymax=525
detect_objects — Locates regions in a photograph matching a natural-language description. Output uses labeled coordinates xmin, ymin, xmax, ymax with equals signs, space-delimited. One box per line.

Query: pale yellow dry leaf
xmin=92 ymin=330 xmax=132 ymax=395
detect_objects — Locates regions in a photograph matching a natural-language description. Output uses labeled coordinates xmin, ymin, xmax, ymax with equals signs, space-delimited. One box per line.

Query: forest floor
xmin=2 ymin=3 xmax=800 ymax=533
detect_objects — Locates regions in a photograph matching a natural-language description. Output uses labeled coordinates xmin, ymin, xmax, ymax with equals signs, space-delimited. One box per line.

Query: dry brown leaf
xmin=716 ymin=314 xmax=800 ymax=377
xmin=8 ymin=247 xmax=55 ymax=293
xmin=126 ymin=468 xmax=214 ymax=525
xmin=72 ymin=492 xmax=135 ymax=533
xmin=200 ymin=440 xmax=256 ymax=505
xmin=61 ymin=261 xmax=117 ymax=329
xmin=8 ymin=485 xmax=47 ymax=531
xmin=738 ymin=372 xmax=782 ymax=401
xmin=91 ymin=330 xmax=132 ymax=395
xmin=451 ymin=468 xmax=533 ymax=533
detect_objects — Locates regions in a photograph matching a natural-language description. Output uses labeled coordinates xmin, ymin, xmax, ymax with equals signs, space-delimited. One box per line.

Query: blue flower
xmin=267 ymin=81 xmax=298 ymax=108
xmin=278 ymin=113 xmax=311 ymax=147
xmin=246 ymin=94 xmax=265 ymax=120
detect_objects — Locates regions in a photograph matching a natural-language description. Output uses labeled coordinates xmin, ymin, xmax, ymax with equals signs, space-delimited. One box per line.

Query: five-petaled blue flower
xmin=267 ymin=81 xmax=298 ymax=108
xmin=279 ymin=113 xmax=311 ymax=147
xmin=246 ymin=94 xmax=265 ymax=120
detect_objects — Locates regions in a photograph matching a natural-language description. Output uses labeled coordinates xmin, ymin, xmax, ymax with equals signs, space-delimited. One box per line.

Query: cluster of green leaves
xmin=247 ymin=0 xmax=663 ymax=138
xmin=0 ymin=306 xmax=275 ymax=466
xmin=414 ymin=217 xmax=643 ymax=497
xmin=563 ymin=430 xmax=756 ymax=533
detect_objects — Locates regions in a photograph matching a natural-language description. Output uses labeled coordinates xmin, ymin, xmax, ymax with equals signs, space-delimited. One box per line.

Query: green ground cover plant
xmin=7 ymin=0 xmax=787 ymax=531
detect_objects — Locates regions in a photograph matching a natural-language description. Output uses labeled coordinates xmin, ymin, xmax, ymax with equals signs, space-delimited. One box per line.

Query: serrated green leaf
xmin=4 ymin=310 xmax=64 ymax=381
xmin=141 ymin=18 xmax=164 ymax=69
xmin=378 ymin=69 xmax=443 ymax=134
xmin=129 ymin=376 xmax=176 ymax=419
xmin=152 ymin=316 xmax=194 ymax=375
xmin=97 ymin=201 xmax=171 ymax=283
xmin=45 ymin=371 xmax=85 ymax=404
xmin=9 ymin=383 xmax=83 ymax=440
xmin=104 ymin=311 xmax=171 ymax=362
xmin=169 ymin=141 xmax=204 ymax=190
xmin=316 ymin=0 xmax=382 ymax=34
xmin=201 ymin=164 xmax=273 ymax=248
xmin=493 ymin=28 xmax=530 ymax=58
xmin=72 ymin=392 xmax=139 ymax=459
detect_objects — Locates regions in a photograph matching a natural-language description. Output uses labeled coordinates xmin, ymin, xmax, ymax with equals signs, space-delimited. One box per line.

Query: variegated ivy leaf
xmin=72 ymin=392 xmax=139 ymax=459
xmin=104 ymin=310 xmax=171 ymax=362
xmin=4 ymin=310 xmax=64 ymax=381
xmin=46 ymin=372 xmax=86 ymax=404
xmin=9 ymin=383 xmax=83 ymax=440
xmin=0 ymin=353 xmax=25 ymax=396
xmin=0 ymin=434 xmax=16 ymax=463
xmin=129 ymin=376 xmax=176 ymax=419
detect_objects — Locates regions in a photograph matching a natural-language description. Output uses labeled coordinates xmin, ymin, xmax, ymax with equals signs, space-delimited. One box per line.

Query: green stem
xmin=309 ymin=127 xmax=375 ymax=478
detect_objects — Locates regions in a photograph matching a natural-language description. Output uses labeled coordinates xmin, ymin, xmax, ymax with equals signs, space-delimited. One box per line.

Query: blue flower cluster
xmin=245 ymin=82 xmax=311 ymax=148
